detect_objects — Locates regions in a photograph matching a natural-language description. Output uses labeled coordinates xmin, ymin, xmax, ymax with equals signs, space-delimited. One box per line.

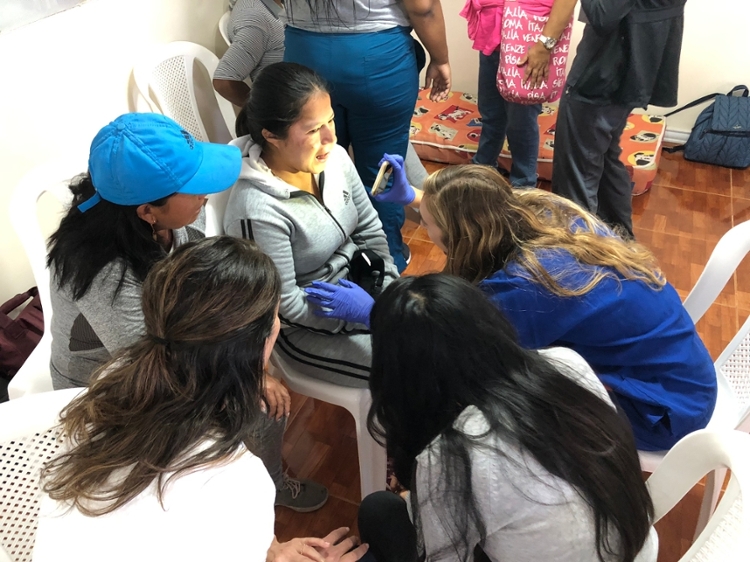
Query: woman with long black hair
xmin=47 ymin=112 xmax=238 ymax=390
xmin=358 ymin=274 xmax=656 ymax=562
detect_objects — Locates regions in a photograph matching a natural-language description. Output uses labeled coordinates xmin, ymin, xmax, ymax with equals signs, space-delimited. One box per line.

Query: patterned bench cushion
xmin=410 ymin=89 xmax=666 ymax=196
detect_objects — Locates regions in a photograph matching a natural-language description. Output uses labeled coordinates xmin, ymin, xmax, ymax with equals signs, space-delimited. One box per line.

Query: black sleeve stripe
xmin=240 ymin=219 xmax=255 ymax=240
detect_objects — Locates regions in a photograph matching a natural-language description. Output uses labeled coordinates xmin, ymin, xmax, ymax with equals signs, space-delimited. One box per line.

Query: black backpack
xmin=664 ymin=85 xmax=750 ymax=168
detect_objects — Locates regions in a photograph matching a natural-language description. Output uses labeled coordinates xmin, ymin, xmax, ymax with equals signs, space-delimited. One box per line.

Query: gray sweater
xmin=224 ymin=138 xmax=397 ymax=334
xmin=415 ymin=347 xmax=658 ymax=562
xmin=49 ymin=216 xmax=205 ymax=389
xmin=283 ymin=0 xmax=410 ymax=33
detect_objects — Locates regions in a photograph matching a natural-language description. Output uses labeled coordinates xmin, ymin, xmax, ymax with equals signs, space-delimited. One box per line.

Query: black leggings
xmin=358 ymin=491 xmax=418 ymax=562
xmin=358 ymin=491 xmax=492 ymax=562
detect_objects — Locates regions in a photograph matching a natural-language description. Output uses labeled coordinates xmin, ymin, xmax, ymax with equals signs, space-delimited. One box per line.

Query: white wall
xmin=440 ymin=0 xmax=750 ymax=134
xmin=2 ymin=0 xmax=749 ymax=303
xmin=0 ymin=0 xmax=228 ymax=303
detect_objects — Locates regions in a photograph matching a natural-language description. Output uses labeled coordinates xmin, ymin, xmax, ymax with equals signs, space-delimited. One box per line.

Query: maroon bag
xmin=0 ymin=287 xmax=44 ymax=380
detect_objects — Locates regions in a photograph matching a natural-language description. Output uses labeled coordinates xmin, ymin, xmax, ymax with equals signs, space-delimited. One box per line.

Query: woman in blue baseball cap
xmin=47 ymin=113 xmax=329 ymax=513
xmin=48 ymin=112 xmax=241 ymax=390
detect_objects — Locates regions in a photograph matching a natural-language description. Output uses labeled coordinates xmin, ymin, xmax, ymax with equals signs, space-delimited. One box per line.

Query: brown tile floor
xmin=275 ymin=151 xmax=745 ymax=562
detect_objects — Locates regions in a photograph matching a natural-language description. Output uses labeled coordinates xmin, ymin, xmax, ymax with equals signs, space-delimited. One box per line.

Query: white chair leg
xmin=694 ymin=468 xmax=727 ymax=540
xmin=351 ymin=401 xmax=387 ymax=499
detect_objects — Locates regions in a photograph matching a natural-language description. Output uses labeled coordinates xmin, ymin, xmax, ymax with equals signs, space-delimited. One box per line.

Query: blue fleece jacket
xmin=479 ymin=250 xmax=717 ymax=451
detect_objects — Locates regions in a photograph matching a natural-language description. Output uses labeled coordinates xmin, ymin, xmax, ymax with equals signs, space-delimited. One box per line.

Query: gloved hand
xmin=304 ymin=279 xmax=375 ymax=328
xmin=372 ymin=153 xmax=415 ymax=206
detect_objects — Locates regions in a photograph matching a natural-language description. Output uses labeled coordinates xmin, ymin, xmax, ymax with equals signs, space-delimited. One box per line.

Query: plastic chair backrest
xmin=219 ymin=11 xmax=231 ymax=47
xmin=8 ymin=161 xmax=80 ymax=328
xmin=683 ymin=220 xmax=750 ymax=323
xmin=647 ymin=430 xmax=750 ymax=561
xmin=714 ymin=314 xmax=750 ymax=430
xmin=637 ymin=221 xmax=750 ymax=536
xmin=0 ymin=388 xmax=85 ymax=561
xmin=680 ymin=219 xmax=750 ymax=430
xmin=132 ymin=41 xmax=237 ymax=143
xmin=7 ymin=161 xmax=83 ymax=399
xmin=205 ymin=189 xmax=231 ymax=236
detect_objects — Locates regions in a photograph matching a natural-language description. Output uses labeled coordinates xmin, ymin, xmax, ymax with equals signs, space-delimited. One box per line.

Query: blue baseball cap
xmin=79 ymin=113 xmax=242 ymax=212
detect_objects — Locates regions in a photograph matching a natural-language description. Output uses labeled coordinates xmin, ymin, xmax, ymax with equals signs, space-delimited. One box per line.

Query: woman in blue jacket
xmin=317 ymin=162 xmax=717 ymax=451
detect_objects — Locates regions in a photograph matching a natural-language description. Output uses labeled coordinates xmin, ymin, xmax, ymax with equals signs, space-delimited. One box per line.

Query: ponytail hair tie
xmin=147 ymin=333 xmax=171 ymax=346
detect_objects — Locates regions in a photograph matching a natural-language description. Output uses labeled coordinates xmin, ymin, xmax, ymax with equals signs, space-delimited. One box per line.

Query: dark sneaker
xmin=403 ymin=243 xmax=412 ymax=265
xmin=275 ymin=476 xmax=328 ymax=512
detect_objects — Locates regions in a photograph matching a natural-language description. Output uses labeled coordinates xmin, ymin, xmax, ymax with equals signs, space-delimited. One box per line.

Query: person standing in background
xmin=281 ymin=0 xmax=451 ymax=272
xmin=212 ymin=0 xmax=285 ymax=107
xmin=213 ymin=0 xmax=431 ymax=225
xmin=462 ymin=0 xmax=578 ymax=189
xmin=552 ymin=0 xmax=687 ymax=237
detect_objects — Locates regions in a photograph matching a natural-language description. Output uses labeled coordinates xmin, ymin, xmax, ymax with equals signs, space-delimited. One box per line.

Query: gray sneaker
xmin=275 ymin=476 xmax=329 ymax=512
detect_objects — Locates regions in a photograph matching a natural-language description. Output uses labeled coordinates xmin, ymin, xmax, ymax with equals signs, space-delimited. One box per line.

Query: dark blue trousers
xmin=284 ymin=26 xmax=419 ymax=272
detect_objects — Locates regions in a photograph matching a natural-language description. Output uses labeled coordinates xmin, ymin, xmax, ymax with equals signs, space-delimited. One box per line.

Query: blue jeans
xmin=284 ymin=26 xmax=419 ymax=272
xmin=473 ymin=51 xmax=542 ymax=188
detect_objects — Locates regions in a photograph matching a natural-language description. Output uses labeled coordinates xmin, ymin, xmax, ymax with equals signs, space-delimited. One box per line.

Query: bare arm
xmin=213 ymin=78 xmax=251 ymax=107
xmin=402 ymin=0 xmax=451 ymax=101
xmin=213 ymin=19 xmax=271 ymax=106
xmin=519 ymin=0 xmax=578 ymax=88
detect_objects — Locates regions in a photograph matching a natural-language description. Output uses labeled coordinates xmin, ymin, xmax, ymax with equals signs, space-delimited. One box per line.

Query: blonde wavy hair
xmin=421 ymin=165 xmax=665 ymax=297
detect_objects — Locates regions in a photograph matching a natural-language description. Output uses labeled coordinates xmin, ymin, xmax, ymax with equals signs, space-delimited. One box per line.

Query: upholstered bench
xmin=410 ymin=89 xmax=666 ymax=196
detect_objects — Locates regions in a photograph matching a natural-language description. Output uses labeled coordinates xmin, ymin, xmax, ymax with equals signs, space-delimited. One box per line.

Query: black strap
xmin=0 ymin=288 xmax=38 ymax=316
xmin=664 ymin=85 xmax=749 ymax=118
xmin=663 ymin=144 xmax=685 ymax=154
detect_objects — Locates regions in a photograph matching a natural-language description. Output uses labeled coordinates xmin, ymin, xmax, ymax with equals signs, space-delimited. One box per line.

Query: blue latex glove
xmin=372 ymin=154 xmax=415 ymax=206
xmin=304 ymin=279 xmax=375 ymax=328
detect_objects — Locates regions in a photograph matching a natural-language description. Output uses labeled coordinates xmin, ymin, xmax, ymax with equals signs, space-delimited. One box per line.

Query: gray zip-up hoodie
xmin=224 ymin=137 xmax=397 ymax=334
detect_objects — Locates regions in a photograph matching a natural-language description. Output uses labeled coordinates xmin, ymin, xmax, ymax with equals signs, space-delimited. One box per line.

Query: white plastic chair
xmin=7 ymin=161 xmax=83 ymax=399
xmin=219 ymin=11 xmax=232 ymax=47
xmin=270 ymin=350 xmax=387 ymax=500
xmin=132 ymin=41 xmax=237 ymax=143
xmin=204 ymin=189 xmax=232 ymax=237
xmin=682 ymin=220 xmax=750 ymax=324
xmin=638 ymin=219 xmax=750 ymax=534
xmin=0 ymin=388 xmax=85 ymax=562
xmin=647 ymin=429 xmax=750 ymax=561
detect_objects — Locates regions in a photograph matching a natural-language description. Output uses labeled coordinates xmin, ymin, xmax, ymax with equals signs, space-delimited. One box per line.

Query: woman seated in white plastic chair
xmin=46 ymin=113 xmax=327 ymax=512
xmin=47 ymin=112 xmax=237 ymax=391
xmin=35 ymin=237 xmax=367 ymax=562
xmin=357 ymin=274 xmax=657 ymax=562
xmin=225 ymin=62 xmax=398 ymax=388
